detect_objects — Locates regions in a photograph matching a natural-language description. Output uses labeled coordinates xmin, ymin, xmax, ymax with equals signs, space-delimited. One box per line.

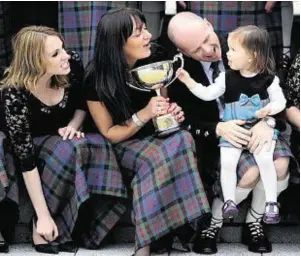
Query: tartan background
xmin=114 ymin=130 xmax=210 ymax=250
xmin=59 ymin=1 xmax=129 ymax=67
xmin=0 ymin=2 xmax=285 ymax=68
xmin=58 ymin=1 xmax=284 ymax=68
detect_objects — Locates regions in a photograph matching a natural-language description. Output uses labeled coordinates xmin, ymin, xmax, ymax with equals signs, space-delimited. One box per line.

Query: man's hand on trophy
xmin=168 ymin=102 xmax=185 ymax=122
xmin=145 ymin=96 xmax=170 ymax=118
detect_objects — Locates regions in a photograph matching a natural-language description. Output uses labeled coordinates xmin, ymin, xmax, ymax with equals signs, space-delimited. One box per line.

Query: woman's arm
xmin=67 ymin=109 xmax=86 ymax=130
xmin=87 ymin=96 xmax=168 ymax=143
xmin=286 ymin=106 xmax=300 ymax=130
xmin=4 ymin=88 xmax=58 ymax=241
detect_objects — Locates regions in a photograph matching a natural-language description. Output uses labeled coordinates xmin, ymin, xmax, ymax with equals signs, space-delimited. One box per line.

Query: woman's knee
xmin=274 ymin=157 xmax=290 ymax=180
xmin=238 ymin=166 xmax=260 ymax=188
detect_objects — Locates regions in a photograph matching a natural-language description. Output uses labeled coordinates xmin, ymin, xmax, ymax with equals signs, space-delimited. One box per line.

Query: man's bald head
xmin=168 ymin=12 xmax=204 ymax=47
xmin=167 ymin=12 xmax=221 ymax=62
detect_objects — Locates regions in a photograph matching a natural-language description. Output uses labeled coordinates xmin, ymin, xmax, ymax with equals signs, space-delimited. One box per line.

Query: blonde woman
xmin=1 ymin=26 xmax=128 ymax=254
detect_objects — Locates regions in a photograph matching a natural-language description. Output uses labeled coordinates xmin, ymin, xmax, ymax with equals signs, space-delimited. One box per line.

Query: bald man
xmin=167 ymin=12 xmax=292 ymax=255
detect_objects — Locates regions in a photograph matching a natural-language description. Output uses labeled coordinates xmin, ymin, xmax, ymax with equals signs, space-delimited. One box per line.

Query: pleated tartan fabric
xmin=114 ymin=130 xmax=210 ymax=250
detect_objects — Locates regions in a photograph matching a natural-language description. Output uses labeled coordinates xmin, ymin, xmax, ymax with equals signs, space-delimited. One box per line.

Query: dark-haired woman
xmin=84 ymin=8 xmax=210 ymax=256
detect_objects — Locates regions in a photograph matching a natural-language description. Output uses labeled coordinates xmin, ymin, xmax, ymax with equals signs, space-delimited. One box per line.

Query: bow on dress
xmin=239 ymin=93 xmax=261 ymax=107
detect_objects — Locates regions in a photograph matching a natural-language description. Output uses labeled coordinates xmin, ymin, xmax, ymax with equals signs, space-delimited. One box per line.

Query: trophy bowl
xmin=127 ymin=53 xmax=184 ymax=137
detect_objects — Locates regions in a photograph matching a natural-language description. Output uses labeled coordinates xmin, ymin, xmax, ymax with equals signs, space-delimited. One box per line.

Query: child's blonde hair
xmin=229 ymin=25 xmax=275 ymax=74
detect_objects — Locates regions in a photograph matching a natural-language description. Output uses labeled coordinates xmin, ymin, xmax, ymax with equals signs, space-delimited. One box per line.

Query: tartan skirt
xmin=114 ymin=130 xmax=210 ymax=250
xmin=0 ymin=131 xmax=18 ymax=204
xmin=31 ymin=133 xmax=128 ymax=246
xmin=213 ymin=135 xmax=294 ymax=197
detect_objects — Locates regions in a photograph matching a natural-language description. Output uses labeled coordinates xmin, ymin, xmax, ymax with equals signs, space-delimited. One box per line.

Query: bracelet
xmin=132 ymin=113 xmax=145 ymax=127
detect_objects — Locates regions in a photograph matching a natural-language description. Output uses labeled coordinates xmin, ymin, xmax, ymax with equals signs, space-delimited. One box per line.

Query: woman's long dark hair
xmin=85 ymin=8 xmax=146 ymax=125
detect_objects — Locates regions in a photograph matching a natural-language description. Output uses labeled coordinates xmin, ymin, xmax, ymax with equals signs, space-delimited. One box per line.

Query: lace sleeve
xmin=284 ymin=53 xmax=300 ymax=108
xmin=3 ymin=88 xmax=36 ymax=172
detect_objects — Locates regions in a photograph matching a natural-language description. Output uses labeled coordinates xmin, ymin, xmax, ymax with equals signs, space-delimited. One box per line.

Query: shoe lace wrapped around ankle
xmin=201 ymin=225 xmax=219 ymax=239
xmin=248 ymin=222 xmax=265 ymax=242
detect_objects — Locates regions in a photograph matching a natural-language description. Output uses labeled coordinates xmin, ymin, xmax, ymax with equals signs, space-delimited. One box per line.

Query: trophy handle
xmin=126 ymin=82 xmax=151 ymax=92
xmin=165 ymin=53 xmax=184 ymax=87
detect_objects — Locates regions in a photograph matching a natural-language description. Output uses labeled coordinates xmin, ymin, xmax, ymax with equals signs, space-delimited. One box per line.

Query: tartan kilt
xmin=0 ymin=131 xmax=18 ymax=204
xmin=32 ymin=133 xmax=128 ymax=246
xmin=213 ymin=135 xmax=294 ymax=198
xmin=114 ymin=130 xmax=210 ymax=250
xmin=187 ymin=1 xmax=283 ymax=68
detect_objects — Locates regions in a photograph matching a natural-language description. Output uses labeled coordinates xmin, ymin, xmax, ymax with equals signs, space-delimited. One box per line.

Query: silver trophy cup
xmin=128 ymin=53 xmax=184 ymax=137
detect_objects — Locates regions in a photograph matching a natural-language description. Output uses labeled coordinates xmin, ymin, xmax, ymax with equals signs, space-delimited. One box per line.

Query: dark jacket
xmin=168 ymin=36 xmax=229 ymax=175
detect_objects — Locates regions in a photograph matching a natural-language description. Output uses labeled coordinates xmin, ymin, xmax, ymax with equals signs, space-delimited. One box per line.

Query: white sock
xmin=246 ymin=179 xmax=266 ymax=223
xmin=220 ymin=147 xmax=242 ymax=202
xmin=210 ymin=198 xmax=224 ymax=228
xmin=235 ymin=186 xmax=253 ymax=205
xmin=253 ymin=142 xmax=277 ymax=203
xmin=246 ymin=174 xmax=290 ymax=223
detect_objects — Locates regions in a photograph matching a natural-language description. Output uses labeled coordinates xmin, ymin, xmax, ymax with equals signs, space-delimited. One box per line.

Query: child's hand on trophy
xmin=176 ymin=69 xmax=197 ymax=89
xmin=176 ymin=68 xmax=190 ymax=83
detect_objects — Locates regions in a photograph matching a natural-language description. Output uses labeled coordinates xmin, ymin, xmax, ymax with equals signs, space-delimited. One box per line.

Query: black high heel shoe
xmin=31 ymin=219 xmax=59 ymax=254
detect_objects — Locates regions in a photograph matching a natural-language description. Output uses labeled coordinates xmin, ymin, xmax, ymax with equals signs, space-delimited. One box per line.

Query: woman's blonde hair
xmin=1 ymin=26 xmax=69 ymax=90
xmin=229 ymin=25 xmax=276 ymax=74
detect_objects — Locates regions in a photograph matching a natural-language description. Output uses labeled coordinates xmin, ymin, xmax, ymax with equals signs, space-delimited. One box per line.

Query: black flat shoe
xmin=31 ymin=217 xmax=59 ymax=254
xmin=242 ymin=222 xmax=272 ymax=253
xmin=150 ymin=232 xmax=174 ymax=254
xmin=192 ymin=226 xmax=220 ymax=254
xmin=0 ymin=240 xmax=9 ymax=253
xmin=33 ymin=243 xmax=59 ymax=254
xmin=59 ymin=241 xmax=78 ymax=253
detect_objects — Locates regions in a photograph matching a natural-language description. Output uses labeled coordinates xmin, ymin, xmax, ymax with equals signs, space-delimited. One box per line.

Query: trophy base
xmin=153 ymin=113 xmax=181 ymax=137
xmin=154 ymin=125 xmax=182 ymax=138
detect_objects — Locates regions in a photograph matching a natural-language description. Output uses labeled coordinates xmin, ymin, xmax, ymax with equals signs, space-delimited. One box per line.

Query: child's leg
xmin=253 ymin=141 xmax=277 ymax=203
xmin=220 ymin=147 xmax=243 ymax=202
xmin=253 ymin=141 xmax=280 ymax=224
